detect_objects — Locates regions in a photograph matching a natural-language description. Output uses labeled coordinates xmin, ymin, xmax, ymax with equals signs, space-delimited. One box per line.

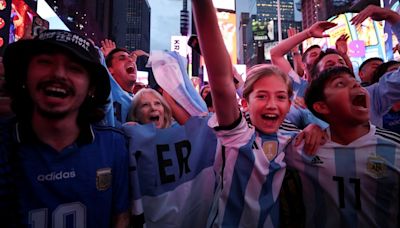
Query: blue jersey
xmin=286 ymin=105 xmax=328 ymax=130
xmin=383 ymin=110 xmax=400 ymax=134
xmin=207 ymin=114 xmax=299 ymax=228
xmin=286 ymin=124 xmax=400 ymax=228
xmin=3 ymin=122 xmax=130 ymax=228
xmin=108 ymin=76 xmax=133 ymax=128
xmin=288 ymin=70 xmax=308 ymax=99
xmin=365 ymin=67 xmax=400 ymax=128
xmin=123 ymin=115 xmax=218 ymax=228
xmin=0 ymin=118 xmax=18 ymax=227
xmin=286 ymin=70 xmax=328 ymax=129
xmin=97 ymin=47 xmax=133 ymax=128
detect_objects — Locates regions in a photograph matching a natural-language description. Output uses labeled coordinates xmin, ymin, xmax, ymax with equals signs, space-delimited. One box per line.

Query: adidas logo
xmin=37 ymin=170 xmax=76 ymax=182
xmin=311 ymin=156 xmax=323 ymax=165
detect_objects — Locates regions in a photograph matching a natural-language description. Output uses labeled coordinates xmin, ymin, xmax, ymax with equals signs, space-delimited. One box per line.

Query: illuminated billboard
xmin=212 ymin=0 xmax=235 ymax=12
xmin=252 ymin=18 xmax=274 ymax=41
xmin=0 ymin=0 xmax=51 ymax=55
xmin=0 ymin=0 xmax=11 ymax=53
xmin=9 ymin=0 xmax=51 ymax=43
xmin=216 ymin=11 xmax=237 ymax=64
xmin=302 ymin=12 xmax=386 ymax=72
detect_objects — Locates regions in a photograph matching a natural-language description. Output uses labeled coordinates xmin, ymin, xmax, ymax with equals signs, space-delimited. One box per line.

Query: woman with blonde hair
xmin=128 ymin=88 xmax=172 ymax=129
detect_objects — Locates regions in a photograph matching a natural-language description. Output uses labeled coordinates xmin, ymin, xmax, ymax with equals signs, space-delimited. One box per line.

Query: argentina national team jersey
xmin=288 ymin=70 xmax=308 ymax=99
xmin=6 ymin=122 xmax=130 ymax=228
xmin=207 ymin=114 xmax=299 ymax=228
xmin=123 ymin=115 xmax=218 ymax=228
xmin=109 ymin=76 xmax=133 ymax=128
xmin=286 ymin=124 xmax=400 ymax=228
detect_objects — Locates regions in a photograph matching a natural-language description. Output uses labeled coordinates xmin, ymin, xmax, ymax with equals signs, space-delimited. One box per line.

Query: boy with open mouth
xmin=286 ymin=66 xmax=400 ymax=227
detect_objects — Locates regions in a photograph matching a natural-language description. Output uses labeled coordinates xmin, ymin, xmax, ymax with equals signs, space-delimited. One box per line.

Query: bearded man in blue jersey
xmin=0 ymin=30 xmax=130 ymax=227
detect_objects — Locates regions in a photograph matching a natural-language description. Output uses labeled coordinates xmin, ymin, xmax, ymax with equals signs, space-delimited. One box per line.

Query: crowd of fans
xmin=0 ymin=2 xmax=400 ymax=228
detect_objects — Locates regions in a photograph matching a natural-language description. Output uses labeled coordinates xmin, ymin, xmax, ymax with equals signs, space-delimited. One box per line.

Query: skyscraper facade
xmin=42 ymin=0 xmax=111 ymax=44
xmin=127 ymin=0 xmax=150 ymax=52
xmin=301 ymin=0 xmax=363 ymax=29
xmin=256 ymin=0 xmax=294 ymax=21
xmin=128 ymin=0 xmax=150 ymax=70
xmin=41 ymin=0 xmax=150 ymax=57
xmin=301 ymin=0 xmax=319 ymax=29
xmin=239 ymin=12 xmax=256 ymax=66
xmin=238 ymin=0 xmax=302 ymax=66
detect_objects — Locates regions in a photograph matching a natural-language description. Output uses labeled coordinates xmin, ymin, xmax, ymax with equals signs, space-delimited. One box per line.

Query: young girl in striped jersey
xmin=192 ymin=1 xmax=324 ymax=227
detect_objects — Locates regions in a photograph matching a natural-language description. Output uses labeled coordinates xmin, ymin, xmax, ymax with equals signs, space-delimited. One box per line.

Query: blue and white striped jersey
xmin=286 ymin=124 xmax=400 ymax=228
xmin=123 ymin=115 xmax=218 ymax=228
xmin=207 ymin=114 xmax=299 ymax=228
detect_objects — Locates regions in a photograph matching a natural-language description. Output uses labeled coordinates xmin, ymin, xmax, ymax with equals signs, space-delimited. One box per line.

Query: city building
xmin=128 ymin=0 xmax=150 ymax=70
xmin=301 ymin=0 xmax=319 ymax=29
xmin=238 ymin=0 xmax=302 ymax=66
xmin=256 ymin=0 xmax=294 ymax=21
xmin=301 ymin=0 xmax=379 ymax=29
xmin=39 ymin=0 xmax=150 ymax=69
xmin=239 ymin=12 xmax=257 ymax=66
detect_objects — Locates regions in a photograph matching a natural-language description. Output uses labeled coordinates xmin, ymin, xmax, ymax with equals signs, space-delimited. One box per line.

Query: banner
xmin=216 ymin=11 xmax=237 ymax=64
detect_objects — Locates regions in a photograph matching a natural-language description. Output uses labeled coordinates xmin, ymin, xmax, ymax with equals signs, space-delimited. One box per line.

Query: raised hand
xmin=351 ymin=5 xmax=400 ymax=25
xmin=336 ymin=34 xmax=349 ymax=54
xmin=131 ymin=49 xmax=149 ymax=58
xmin=100 ymin=39 xmax=116 ymax=57
xmin=130 ymin=49 xmax=149 ymax=62
xmin=307 ymin=21 xmax=337 ymax=38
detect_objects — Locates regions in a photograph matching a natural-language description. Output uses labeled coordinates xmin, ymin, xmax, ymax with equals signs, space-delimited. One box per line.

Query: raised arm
xmin=288 ymin=28 xmax=305 ymax=77
xmin=131 ymin=49 xmax=149 ymax=63
xmin=352 ymin=5 xmax=400 ymax=120
xmin=192 ymin=0 xmax=239 ymax=126
xmin=162 ymin=90 xmax=191 ymax=125
xmin=335 ymin=34 xmax=354 ymax=72
xmin=100 ymin=39 xmax=116 ymax=57
xmin=351 ymin=5 xmax=400 ymax=26
xmin=270 ymin=21 xmax=336 ymax=74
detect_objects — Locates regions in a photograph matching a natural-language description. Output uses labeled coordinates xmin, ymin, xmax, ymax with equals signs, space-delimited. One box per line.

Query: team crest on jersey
xmin=96 ymin=168 xmax=112 ymax=191
xmin=366 ymin=154 xmax=387 ymax=179
xmin=262 ymin=141 xmax=278 ymax=161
